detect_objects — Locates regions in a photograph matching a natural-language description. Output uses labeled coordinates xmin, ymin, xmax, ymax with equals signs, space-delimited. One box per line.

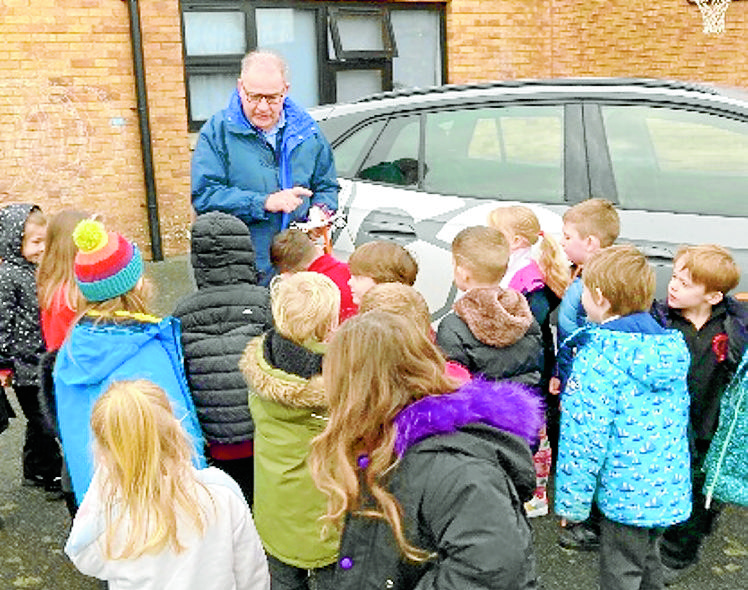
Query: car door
xmin=583 ymin=100 xmax=748 ymax=298
xmin=328 ymin=100 xmax=585 ymax=320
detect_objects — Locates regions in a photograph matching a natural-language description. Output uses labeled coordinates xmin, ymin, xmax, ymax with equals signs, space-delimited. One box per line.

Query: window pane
xmin=256 ymin=9 xmax=319 ymax=108
xmin=337 ymin=13 xmax=385 ymax=52
xmin=183 ymin=12 xmax=246 ymax=56
xmin=358 ymin=116 xmax=420 ymax=186
xmin=602 ymin=106 xmax=748 ymax=216
xmin=336 ymin=70 xmax=383 ymax=103
xmin=391 ymin=10 xmax=441 ymax=90
xmin=188 ymin=73 xmax=238 ymax=122
xmin=423 ymin=106 xmax=564 ymax=202
xmin=332 ymin=121 xmax=385 ymax=177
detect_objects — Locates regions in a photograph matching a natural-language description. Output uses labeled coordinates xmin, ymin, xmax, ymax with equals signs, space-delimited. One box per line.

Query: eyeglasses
xmin=241 ymin=82 xmax=285 ymax=105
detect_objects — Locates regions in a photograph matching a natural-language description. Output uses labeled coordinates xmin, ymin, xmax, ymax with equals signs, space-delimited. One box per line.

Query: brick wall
xmin=1 ymin=0 xmax=745 ymax=260
xmin=0 ymin=0 xmax=192 ymax=258
xmin=446 ymin=0 xmax=748 ymax=87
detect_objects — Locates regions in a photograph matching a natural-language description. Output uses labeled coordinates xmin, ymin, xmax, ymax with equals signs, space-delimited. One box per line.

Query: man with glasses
xmin=191 ymin=50 xmax=339 ymax=285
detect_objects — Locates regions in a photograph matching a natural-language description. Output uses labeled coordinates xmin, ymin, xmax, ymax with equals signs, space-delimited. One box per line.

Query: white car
xmin=311 ymin=78 xmax=748 ymax=320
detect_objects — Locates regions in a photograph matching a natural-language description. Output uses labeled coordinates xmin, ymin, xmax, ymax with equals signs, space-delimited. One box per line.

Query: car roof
xmin=309 ymin=77 xmax=748 ymax=124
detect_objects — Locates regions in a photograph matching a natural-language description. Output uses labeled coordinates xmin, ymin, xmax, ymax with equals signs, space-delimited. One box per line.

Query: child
xmin=436 ymin=225 xmax=543 ymax=385
xmin=240 ymin=272 xmax=340 ymax=589
xmin=309 ymin=310 xmax=543 ymax=589
xmin=358 ymin=282 xmax=471 ymax=383
xmin=37 ymin=210 xmax=89 ymax=351
xmin=488 ymin=205 xmax=569 ymax=492
xmin=270 ymin=228 xmax=356 ymax=320
xmin=173 ymin=211 xmax=273 ymax=506
xmin=487 ymin=205 xmax=569 ymax=380
xmin=556 ymin=198 xmax=620 ymax=343
xmin=703 ymin=348 xmax=748 ymax=509
xmin=552 ymin=198 xmax=620 ymax=549
xmin=53 ymin=219 xmax=206 ymax=505
xmin=347 ymin=240 xmax=418 ymax=305
xmin=36 ymin=209 xmax=90 ymax=508
xmin=554 ymin=245 xmax=692 ymax=590
xmin=0 ymin=203 xmax=61 ymax=492
xmin=65 ymin=379 xmax=270 ymax=590
xmin=650 ymin=244 xmax=748 ymax=581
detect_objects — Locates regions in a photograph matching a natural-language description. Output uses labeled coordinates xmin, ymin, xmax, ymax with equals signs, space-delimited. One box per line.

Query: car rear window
xmin=602 ymin=105 xmax=748 ymax=217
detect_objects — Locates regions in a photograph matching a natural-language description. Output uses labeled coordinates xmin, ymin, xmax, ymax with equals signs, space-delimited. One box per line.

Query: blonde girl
xmin=488 ymin=205 xmax=569 ymax=299
xmin=488 ymin=205 xmax=565 ymax=519
xmin=65 ymin=380 xmax=269 ymax=590
xmin=37 ymin=210 xmax=89 ymax=351
xmin=309 ymin=311 xmax=542 ymax=590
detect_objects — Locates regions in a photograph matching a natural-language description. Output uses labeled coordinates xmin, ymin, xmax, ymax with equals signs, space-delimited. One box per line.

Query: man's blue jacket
xmin=191 ymin=91 xmax=339 ymax=283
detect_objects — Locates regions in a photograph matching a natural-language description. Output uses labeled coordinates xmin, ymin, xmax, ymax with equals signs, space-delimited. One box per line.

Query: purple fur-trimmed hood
xmin=394 ymin=378 xmax=544 ymax=457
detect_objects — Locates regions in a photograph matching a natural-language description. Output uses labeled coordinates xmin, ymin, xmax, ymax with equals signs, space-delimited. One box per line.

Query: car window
xmin=358 ymin=116 xmax=420 ymax=186
xmin=332 ymin=120 xmax=386 ymax=177
xmin=423 ymin=106 xmax=564 ymax=203
xmin=602 ymin=106 xmax=748 ymax=217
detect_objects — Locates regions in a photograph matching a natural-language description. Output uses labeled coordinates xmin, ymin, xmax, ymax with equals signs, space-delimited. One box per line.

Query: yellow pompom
xmin=73 ymin=219 xmax=108 ymax=253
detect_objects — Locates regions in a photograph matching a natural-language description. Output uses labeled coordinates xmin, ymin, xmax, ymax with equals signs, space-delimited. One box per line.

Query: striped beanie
xmin=73 ymin=219 xmax=143 ymax=302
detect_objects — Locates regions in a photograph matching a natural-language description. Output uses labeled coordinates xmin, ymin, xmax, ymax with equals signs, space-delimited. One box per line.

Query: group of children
xmin=0 ymin=196 xmax=745 ymax=590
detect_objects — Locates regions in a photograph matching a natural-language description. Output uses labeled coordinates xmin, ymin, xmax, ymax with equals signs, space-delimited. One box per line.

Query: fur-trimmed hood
xmin=394 ymin=378 xmax=544 ymax=457
xmin=240 ymin=333 xmax=327 ymax=408
xmin=454 ymin=286 xmax=533 ymax=347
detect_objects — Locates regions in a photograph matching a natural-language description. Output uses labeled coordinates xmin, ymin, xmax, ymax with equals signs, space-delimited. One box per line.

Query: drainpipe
xmin=125 ymin=0 xmax=163 ymax=260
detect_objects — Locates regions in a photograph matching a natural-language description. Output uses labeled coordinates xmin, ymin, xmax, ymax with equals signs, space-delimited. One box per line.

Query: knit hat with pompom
xmin=72 ymin=219 xmax=143 ymax=302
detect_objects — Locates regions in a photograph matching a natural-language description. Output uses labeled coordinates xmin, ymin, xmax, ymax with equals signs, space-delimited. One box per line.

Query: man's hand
xmin=0 ymin=369 xmax=12 ymax=388
xmin=265 ymin=187 xmax=312 ymax=213
xmin=549 ymin=376 xmax=561 ymax=395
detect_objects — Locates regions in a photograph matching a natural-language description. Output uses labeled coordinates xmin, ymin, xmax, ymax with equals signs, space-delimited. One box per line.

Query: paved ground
xmin=0 ymin=256 xmax=745 ymax=589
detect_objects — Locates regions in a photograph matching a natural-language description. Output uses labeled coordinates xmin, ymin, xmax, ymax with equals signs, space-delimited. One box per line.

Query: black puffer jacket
xmin=173 ymin=212 xmax=272 ymax=445
xmin=0 ymin=203 xmax=45 ymax=387
xmin=334 ymin=380 xmax=541 ymax=590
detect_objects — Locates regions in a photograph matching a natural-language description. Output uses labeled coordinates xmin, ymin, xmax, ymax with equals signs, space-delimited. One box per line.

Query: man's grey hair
xmin=241 ymin=50 xmax=289 ymax=82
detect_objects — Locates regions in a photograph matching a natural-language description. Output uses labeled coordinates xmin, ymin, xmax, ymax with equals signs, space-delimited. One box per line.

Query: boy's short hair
xmin=270 ymin=271 xmax=340 ymax=344
xmin=562 ymin=198 xmax=620 ymax=247
xmin=584 ymin=244 xmax=655 ymax=316
xmin=451 ymin=226 xmax=509 ymax=284
xmin=347 ymin=241 xmax=418 ymax=285
xmin=674 ymin=244 xmax=740 ymax=295
xmin=270 ymin=229 xmax=316 ymax=273
xmin=358 ymin=283 xmax=432 ymax=336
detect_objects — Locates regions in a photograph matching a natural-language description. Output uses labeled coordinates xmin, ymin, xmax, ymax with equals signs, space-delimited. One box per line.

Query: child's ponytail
xmin=537 ymin=232 xmax=571 ymax=298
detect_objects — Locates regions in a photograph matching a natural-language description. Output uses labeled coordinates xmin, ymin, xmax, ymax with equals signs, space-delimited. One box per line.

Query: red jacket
xmin=308 ymin=253 xmax=358 ymax=321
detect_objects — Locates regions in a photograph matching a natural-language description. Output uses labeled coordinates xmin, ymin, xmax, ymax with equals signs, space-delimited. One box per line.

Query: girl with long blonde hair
xmin=37 ymin=210 xmax=89 ymax=350
xmin=65 ymin=380 xmax=269 ymax=590
xmin=488 ymin=205 xmax=568 ymax=518
xmin=309 ymin=311 xmax=543 ymax=589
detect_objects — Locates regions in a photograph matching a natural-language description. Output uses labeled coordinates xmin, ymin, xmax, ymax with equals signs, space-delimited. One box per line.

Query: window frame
xmin=180 ymin=1 xmax=446 ymax=131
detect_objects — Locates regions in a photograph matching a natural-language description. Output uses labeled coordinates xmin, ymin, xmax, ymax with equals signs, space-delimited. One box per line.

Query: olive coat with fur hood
xmin=240 ymin=330 xmax=339 ymax=570
xmin=436 ymin=286 xmax=543 ymax=385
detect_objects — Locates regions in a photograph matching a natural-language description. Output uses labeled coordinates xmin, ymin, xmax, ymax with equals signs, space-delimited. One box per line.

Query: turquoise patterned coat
xmin=703 ymin=349 xmax=748 ymax=508
xmin=555 ymin=313 xmax=692 ymax=527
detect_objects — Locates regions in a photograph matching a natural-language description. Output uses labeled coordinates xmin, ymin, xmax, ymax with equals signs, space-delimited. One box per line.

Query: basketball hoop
xmin=694 ymin=0 xmax=731 ymax=34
